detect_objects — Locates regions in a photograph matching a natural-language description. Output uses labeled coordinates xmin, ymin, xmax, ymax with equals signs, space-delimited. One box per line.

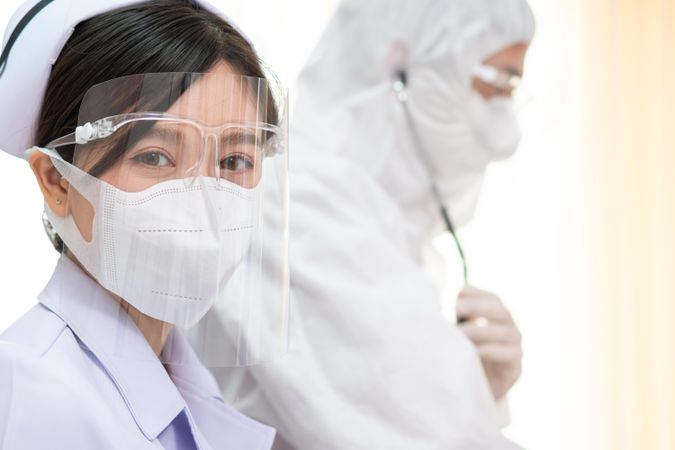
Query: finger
xmin=456 ymin=297 xmax=512 ymax=323
xmin=476 ymin=343 xmax=523 ymax=364
xmin=457 ymin=285 xmax=512 ymax=322
xmin=459 ymin=322 xmax=522 ymax=345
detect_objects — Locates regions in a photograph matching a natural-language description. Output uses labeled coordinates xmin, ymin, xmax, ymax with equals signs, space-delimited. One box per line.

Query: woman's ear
xmin=28 ymin=151 xmax=69 ymax=217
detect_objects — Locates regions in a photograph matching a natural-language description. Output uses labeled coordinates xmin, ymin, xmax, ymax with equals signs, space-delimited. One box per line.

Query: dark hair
xmin=37 ymin=0 xmax=270 ymax=163
xmin=36 ymin=0 xmax=274 ymax=251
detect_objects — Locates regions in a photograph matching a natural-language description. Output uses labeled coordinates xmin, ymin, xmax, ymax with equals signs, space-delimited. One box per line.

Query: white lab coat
xmin=211 ymin=0 xmax=535 ymax=448
xmin=213 ymin=155 xmax=519 ymax=450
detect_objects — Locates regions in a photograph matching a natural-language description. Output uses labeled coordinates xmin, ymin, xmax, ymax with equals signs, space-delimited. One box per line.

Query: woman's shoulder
xmin=0 ymin=303 xmax=69 ymax=361
xmin=0 ymin=302 xmax=120 ymax=401
xmin=0 ymin=303 xmax=81 ymax=409
xmin=0 ymin=306 xmax=141 ymax=449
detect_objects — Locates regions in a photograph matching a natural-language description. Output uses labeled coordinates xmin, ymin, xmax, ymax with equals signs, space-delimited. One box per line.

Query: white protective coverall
xmin=212 ymin=0 xmax=535 ymax=449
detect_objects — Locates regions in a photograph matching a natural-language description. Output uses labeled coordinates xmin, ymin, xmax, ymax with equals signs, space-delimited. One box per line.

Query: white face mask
xmin=44 ymin=154 xmax=259 ymax=329
xmin=465 ymin=92 xmax=522 ymax=160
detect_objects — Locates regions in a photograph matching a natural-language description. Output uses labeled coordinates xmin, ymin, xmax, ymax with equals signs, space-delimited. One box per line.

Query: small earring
xmin=55 ymin=198 xmax=62 ymax=206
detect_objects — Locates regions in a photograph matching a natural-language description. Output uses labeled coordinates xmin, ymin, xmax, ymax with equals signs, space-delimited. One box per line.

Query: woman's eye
xmin=221 ymin=154 xmax=253 ymax=172
xmin=132 ymin=150 xmax=172 ymax=167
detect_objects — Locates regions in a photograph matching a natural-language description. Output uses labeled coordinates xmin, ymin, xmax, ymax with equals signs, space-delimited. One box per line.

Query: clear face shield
xmin=34 ymin=70 xmax=289 ymax=366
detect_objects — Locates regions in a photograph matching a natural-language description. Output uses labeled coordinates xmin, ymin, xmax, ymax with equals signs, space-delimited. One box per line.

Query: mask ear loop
xmin=392 ymin=70 xmax=470 ymax=322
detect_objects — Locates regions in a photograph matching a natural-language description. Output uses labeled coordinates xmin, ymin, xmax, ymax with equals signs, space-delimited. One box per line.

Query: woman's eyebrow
xmin=134 ymin=124 xmax=268 ymax=150
xmin=138 ymin=123 xmax=188 ymax=140
xmin=221 ymin=129 xmax=266 ymax=148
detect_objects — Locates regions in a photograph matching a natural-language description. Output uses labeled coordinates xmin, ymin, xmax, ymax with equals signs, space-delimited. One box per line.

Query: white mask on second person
xmin=398 ymin=67 xmax=524 ymax=228
xmin=41 ymin=150 xmax=258 ymax=329
xmin=465 ymin=92 xmax=522 ymax=160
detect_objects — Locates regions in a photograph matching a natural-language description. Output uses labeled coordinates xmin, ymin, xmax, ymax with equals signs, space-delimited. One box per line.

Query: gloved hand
xmin=456 ymin=285 xmax=522 ymax=402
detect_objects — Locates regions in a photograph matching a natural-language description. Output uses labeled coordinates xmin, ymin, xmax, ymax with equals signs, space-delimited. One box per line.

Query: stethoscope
xmin=392 ymin=70 xmax=468 ymax=280
xmin=392 ymin=70 xmax=470 ymax=323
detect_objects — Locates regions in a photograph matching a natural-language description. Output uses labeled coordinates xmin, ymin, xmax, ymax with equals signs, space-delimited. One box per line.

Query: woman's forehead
xmin=77 ymin=65 xmax=271 ymax=126
xmin=164 ymin=63 xmax=265 ymax=125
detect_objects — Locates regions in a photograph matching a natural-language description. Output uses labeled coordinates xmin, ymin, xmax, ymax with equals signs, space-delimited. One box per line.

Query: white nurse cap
xmin=0 ymin=0 xmax=240 ymax=158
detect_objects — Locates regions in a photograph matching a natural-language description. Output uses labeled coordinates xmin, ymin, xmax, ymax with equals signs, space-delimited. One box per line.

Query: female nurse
xmin=0 ymin=1 xmax=289 ymax=449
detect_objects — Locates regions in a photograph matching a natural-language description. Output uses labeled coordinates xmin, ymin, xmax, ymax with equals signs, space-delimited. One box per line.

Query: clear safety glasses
xmin=39 ymin=71 xmax=289 ymax=367
xmin=472 ymin=64 xmax=521 ymax=94
xmin=45 ymin=113 xmax=282 ymax=190
xmin=472 ymin=64 xmax=532 ymax=111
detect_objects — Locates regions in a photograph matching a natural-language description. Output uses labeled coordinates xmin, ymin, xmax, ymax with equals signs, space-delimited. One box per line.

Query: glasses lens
xmin=217 ymin=126 xmax=275 ymax=189
xmin=76 ymin=119 xmax=203 ymax=192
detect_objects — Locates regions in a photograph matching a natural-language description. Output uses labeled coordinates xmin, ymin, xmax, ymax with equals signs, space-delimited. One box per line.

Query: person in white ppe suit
xmin=0 ymin=1 xmax=289 ymax=448
xmin=212 ymin=0 xmax=535 ymax=449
